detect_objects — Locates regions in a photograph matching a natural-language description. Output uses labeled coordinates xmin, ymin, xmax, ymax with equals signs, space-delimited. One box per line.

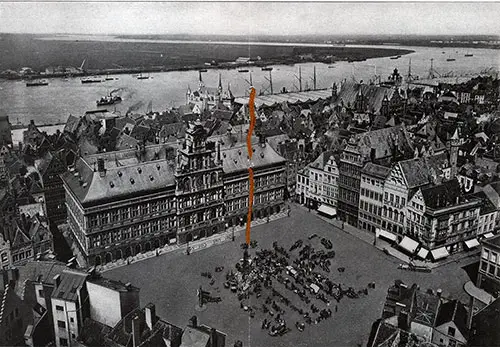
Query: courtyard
xmin=106 ymin=204 xmax=474 ymax=347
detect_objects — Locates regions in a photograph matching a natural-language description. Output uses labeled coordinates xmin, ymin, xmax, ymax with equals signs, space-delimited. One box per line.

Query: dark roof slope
xmin=399 ymin=152 xmax=449 ymax=189
xmin=435 ymin=300 xmax=468 ymax=337
xmin=470 ymin=297 xmax=500 ymax=347
xmin=420 ymin=179 xmax=463 ymax=209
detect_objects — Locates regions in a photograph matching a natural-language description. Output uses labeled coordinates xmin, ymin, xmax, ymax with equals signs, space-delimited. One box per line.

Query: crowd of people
xmin=199 ymin=237 xmax=375 ymax=337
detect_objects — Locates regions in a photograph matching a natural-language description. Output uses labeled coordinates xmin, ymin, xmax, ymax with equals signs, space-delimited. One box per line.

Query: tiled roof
xmin=411 ymin=291 xmax=440 ymax=327
xmin=14 ymin=260 xmax=67 ymax=297
xmin=63 ymin=115 xmax=81 ymax=134
xmin=309 ymin=151 xmax=334 ymax=170
xmin=351 ymin=125 xmax=414 ymax=162
xmin=482 ymin=234 xmax=500 ymax=248
xmin=221 ymin=143 xmax=286 ymax=174
xmin=116 ymin=134 xmax=139 ymax=151
xmin=435 ymin=300 xmax=468 ymax=337
xmin=88 ymin=276 xmax=139 ymax=293
xmin=467 ymin=191 xmax=497 ymax=215
xmin=470 ymin=297 xmax=500 ymax=347
xmin=180 ymin=326 xmax=210 ymax=347
xmin=362 ymin=163 xmax=391 ymax=179
xmin=234 ymin=89 xmax=333 ymax=108
xmin=61 ymin=156 xmax=176 ymax=206
xmin=51 ymin=269 xmax=88 ymax=302
xmin=399 ymin=152 xmax=450 ymax=189
xmin=333 ymin=82 xmax=396 ymax=115
xmin=420 ymin=179 xmax=470 ymax=209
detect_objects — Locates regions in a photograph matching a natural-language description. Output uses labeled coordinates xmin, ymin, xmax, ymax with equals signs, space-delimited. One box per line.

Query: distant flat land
xmin=0 ymin=33 xmax=413 ymax=72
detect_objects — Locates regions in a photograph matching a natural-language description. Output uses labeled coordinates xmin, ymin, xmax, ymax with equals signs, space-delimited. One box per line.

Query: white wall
xmin=87 ymin=281 xmax=122 ymax=328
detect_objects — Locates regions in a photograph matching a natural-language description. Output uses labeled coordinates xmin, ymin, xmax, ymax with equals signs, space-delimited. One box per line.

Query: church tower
xmin=449 ymin=128 xmax=462 ymax=178
xmin=381 ymin=93 xmax=389 ymax=117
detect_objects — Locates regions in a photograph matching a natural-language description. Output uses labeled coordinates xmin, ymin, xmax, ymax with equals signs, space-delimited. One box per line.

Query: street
xmin=106 ymin=204 xmax=474 ymax=347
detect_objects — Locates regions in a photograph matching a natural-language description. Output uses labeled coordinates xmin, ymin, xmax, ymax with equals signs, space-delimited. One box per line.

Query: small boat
xmin=238 ymin=69 xmax=249 ymax=73
xmin=137 ymin=73 xmax=150 ymax=80
xmin=328 ymin=65 xmax=335 ymax=68
xmin=446 ymin=58 xmax=456 ymax=62
xmin=465 ymin=53 xmax=473 ymax=57
xmin=96 ymin=94 xmax=122 ymax=106
xmin=81 ymin=77 xmax=102 ymax=84
xmin=262 ymin=67 xmax=273 ymax=71
xmin=105 ymin=76 xmax=114 ymax=80
xmin=390 ymin=56 xmax=399 ymax=60
xmin=26 ymin=79 xmax=49 ymax=87
xmin=199 ymin=69 xmax=208 ymax=72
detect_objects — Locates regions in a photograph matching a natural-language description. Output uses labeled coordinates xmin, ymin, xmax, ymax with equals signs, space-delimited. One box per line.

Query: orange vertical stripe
xmin=246 ymin=88 xmax=256 ymax=245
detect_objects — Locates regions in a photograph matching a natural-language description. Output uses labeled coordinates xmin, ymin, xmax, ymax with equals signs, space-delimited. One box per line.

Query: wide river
xmin=0 ymin=43 xmax=498 ymax=125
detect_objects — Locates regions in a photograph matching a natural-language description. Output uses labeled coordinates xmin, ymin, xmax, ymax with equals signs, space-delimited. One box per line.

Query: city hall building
xmin=61 ymin=123 xmax=286 ymax=266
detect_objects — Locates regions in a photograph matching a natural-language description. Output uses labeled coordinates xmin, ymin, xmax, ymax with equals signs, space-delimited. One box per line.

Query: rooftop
xmin=362 ymin=162 xmax=391 ymax=179
xmin=180 ymin=326 xmax=210 ymax=347
xmin=234 ymin=89 xmax=333 ymax=108
xmin=51 ymin=269 xmax=88 ymax=302
xmin=482 ymin=234 xmax=500 ymax=248
xmin=221 ymin=143 xmax=286 ymax=174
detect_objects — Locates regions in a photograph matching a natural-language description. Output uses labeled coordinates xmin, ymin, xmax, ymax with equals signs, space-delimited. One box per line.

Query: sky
xmin=0 ymin=2 xmax=499 ymax=37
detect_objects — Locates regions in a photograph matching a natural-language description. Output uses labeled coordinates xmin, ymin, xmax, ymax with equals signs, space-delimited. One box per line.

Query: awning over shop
xmin=376 ymin=228 xmax=397 ymax=242
xmin=431 ymin=247 xmax=450 ymax=260
xmin=399 ymin=236 xmax=419 ymax=254
xmin=464 ymin=238 xmax=480 ymax=249
xmin=317 ymin=205 xmax=336 ymax=217
xmin=417 ymin=248 xmax=429 ymax=260
xmin=484 ymin=232 xmax=495 ymax=239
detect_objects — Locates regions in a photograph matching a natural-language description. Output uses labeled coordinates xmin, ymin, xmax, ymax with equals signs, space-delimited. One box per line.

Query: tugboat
xmin=81 ymin=76 xmax=102 ymax=84
xmin=26 ymin=79 xmax=49 ymax=87
xmin=96 ymin=94 xmax=122 ymax=106
xmin=137 ymin=73 xmax=150 ymax=80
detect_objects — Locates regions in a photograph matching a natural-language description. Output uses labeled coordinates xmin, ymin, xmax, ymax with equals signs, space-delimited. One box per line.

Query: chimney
xmin=0 ymin=271 xmax=8 ymax=290
xmin=145 ymin=303 xmax=157 ymax=330
xmin=97 ymin=158 xmax=106 ymax=177
xmin=53 ymin=274 xmax=61 ymax=288
xmin=125 ymin=282 xmax=132 ymax=291
xmin=436 ymin=288 xmax=442 ymax=297
xmin=7 ymin=268 xmax=19 ymax=282
xmin=210 ymin=327 xmax=218 ymax=347
xmin=370 ymin=148 xmax=376 ymax=163
xmin=132 ymin=316 xmax=141 ymax=347
xmin=189 ymin=315 xmax=198 ymax=328
xmin=217 ymin=141 xmax=221 ymax=164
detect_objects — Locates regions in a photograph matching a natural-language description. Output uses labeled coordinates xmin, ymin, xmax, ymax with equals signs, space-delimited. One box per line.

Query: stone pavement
xmin=93 ymin=210 xmax=289 ymax=273
xmin=294 ymin=202 xmax=480 ymax=270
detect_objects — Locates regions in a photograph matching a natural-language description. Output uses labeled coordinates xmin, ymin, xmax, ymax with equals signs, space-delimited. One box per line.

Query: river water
xmin=0 ymin=43 xmax=498 ymax=125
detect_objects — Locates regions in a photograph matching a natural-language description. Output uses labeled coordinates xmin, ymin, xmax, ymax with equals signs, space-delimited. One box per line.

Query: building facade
xmin=358 ymin=163 xmax=391 ymax=234
xmin=407 ymin=179 xmax=482 ymax=259
xmin=477 ymin=234 xmax=500 ymax=295
xmin=62 ymin=123 xmax=286 ymax=266
xmin=175 ymin=125 xmax=225 ymax=244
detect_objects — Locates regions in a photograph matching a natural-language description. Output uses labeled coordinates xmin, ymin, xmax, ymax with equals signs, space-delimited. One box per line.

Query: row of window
xmin=482 ymin=248 xmax=500 ymax=265
xmin=360 ymin=188 xmax=383 ymax=202
xmin=385 ymin=192 xmax=406 ymax=207
xmin=179 ymin=191 xmax=222 ymax=209
xmin=361 ymin=176 xmax=383 ymax=188
xmin=88 ymin=198 xmax=175 ymax=228
xmin=12 ymin=249 xmax=32 ymax=263
xmin=89 ymin=217 xmax=176 ymax=248
xmin=179 ymin=207 xmax=223 ymax=227
xmin=480 ymin=260 xmax=500 ymax=279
